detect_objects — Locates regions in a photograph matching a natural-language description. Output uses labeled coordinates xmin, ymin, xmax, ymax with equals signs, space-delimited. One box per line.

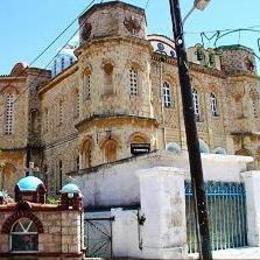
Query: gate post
xmin=241 ymin=170 xmax=260 ymax=246
xmin=138 ymin=167 xmax=188 ymax=259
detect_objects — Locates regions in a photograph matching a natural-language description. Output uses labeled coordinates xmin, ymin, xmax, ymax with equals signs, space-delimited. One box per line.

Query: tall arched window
xmin=192 ymin=88 xmax=200 ymax=120
xmin=1 ymin=163 xmax=16 ymax=192
xmin=69 ymin=57 xmax=74 ymax=66
xmin=82 ymin=140 xmax=92 ymax=169
xmin=59 ymin=100 xmax=63 ymax=125
xmin=75 ymin=90 xmax=80 ymax=118
xmin=76 ymin=156 xmax=80 ymax=171
xmin=84 ymin=72 xmax=91 ymax=100
xmin=210 ymin=93 xmax=218 ymax=116
xmin=11 ymin=218 xmax=38 ymax=252
xmin=53 ymin=60 xmax=57 ymax=76
xmin=103 ymin=63 xmax=114 ymax=96
xmin=5 ymin=93 xmax=15 ymax=135
xmin=104 ymin=140 xmax=117 ymax=163
xmin=162 ymin=82 xmax=172 ymax=108
xmin=44 ymin=108 xmax=49 ymax=133
xmin=61 ymin=57 xmax=65 ymax=71
xmin=129 ymin=68 xmax=138 ymax=96
xmin=252 ymin=99 xmax=257 ymax=118
xmin=58 ymin=160 xmax=63 ymax=190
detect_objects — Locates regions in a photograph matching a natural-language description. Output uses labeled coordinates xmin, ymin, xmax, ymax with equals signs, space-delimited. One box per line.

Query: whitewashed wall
xmin=75 ymin=151 xmax=253 ymax=208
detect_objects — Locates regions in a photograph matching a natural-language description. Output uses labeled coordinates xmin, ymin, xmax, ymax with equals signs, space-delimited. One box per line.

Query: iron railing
xmin=185 ymin=181 xmax=247 ymax=253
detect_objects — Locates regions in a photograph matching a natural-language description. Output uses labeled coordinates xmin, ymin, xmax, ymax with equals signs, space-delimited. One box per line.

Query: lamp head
xmin=194 ymin=0 xmax=210 ymax=11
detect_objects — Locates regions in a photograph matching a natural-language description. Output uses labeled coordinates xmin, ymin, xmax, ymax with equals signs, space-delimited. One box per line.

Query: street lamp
xmin=194 ymin=0 xmax=210 ymax=10
xmin=183 ymin=0 xmax=211 ymax=24
xmin=169 ymin=0 xmax=212 ymax=259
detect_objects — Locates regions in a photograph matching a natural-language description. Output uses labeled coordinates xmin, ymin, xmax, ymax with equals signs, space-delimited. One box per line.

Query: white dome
xmin=51 ymin=45 xmax=77 ymax=77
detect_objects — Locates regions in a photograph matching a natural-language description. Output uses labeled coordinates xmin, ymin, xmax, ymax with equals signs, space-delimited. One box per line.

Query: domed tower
xmin=51 ymin=45 xmax=77 ymax=77
xmin=218 ymin=44 xmax=256 ymax=75
xmin=75 ymin=1 xmax=157 ymax=167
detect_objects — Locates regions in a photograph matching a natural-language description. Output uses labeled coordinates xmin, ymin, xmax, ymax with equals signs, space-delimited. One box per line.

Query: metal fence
xmin=185 ymin=181 xmax=247 ymax=253
xmin=84 ymin=217 xmax=113 ymax=258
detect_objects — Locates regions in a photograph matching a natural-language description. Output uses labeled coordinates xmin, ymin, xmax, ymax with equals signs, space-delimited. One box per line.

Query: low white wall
xmin=86 ymin=166 xmax=188 ymax=259
xmin=75 ymin=151 xmax=253 ymax=208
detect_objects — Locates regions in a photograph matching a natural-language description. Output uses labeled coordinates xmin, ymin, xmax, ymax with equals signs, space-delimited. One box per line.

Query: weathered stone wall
xmin=0 ymin=77 xmax=28 ymax=149
xmin=79 ymin=1 xmax=146 ymax=45
xmin=151 ymin=56 xmax=228 ymax=152
xmin=220 ymin=45 xmax=257 ymax=75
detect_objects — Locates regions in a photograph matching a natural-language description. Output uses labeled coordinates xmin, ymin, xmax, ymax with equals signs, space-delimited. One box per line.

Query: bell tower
xmin=75 ymin=1 xmax=157 ymax=166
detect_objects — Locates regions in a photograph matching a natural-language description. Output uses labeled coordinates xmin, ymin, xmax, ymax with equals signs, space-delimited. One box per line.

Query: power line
xmin=185 ymin=24 xmax=260 ymax=35
xmin=0 ymin=0 xmax=96 ymax=120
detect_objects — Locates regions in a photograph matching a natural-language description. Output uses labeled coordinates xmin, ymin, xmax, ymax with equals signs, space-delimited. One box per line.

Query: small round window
xmin=11 ymin=218 xmax=38 ymax=252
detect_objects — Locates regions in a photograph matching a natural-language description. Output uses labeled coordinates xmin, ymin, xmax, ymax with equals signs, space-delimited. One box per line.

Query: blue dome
xmin=17 ymin=176 xmax=44 ymax=192
xmin=199 ymin=139 xmax=210 ymax=154
xmin=61 ymin=183 xmax=81 ymax=194
xmin=166 ymin=142 xmax=181 ymax=154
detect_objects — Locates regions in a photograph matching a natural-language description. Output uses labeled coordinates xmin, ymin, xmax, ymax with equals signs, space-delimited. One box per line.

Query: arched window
xmin=69 ymin=57 xmax=74 ymax=66
xmin=104 ymin=140 xmax=117 ymax=163
xmin=162 ymin=82 xmax=172 ymax=108
xmin=82 ymin=140 xmax=92 ymax=169
xmin=129 ymin=68 xmax=138 ymax=96
xmin=103 ymin=63 xmax=114 ymax=96
xmin=84 ymin=72 xmax=91 ymax=100
xmin=252 ymin=99 xmax=257 ymax=118
xmin=210 ymin=93 xmax=218 ymax=116
xmin=5 ymin=93 xmax=15 ymax=135
xmin=1 ymin=163 xmax=16 ymax=192
xmin=44 ymin=108 xmax=49 ymax=133
xmin=59 ymin=100 xmax=63 ymax=125
xmin=61 ymin=57 xmax=65 ymax=71
xmin=53 ymin=60 xmax=57 ymax=76
xmin=11 ymin=218 xmax=38 ymax=252
xmin=56 ymin=160 xmax=63 ymax=193
xmin=192 ymin=88 xmax=200 ymax=120
xmin=59 ymin=160 xmax=63 ymax=190
xmin=30 ymin=109 xmax=39 ymax=133
xmin=75 ymin=90 xmax=80 ymax=118
xmin=76 ymin=156 xmax=80 ymax=171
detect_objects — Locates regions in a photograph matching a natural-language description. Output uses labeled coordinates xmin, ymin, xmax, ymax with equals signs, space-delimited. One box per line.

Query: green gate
xmin=185 ymin=181 xmax=247 ymax=253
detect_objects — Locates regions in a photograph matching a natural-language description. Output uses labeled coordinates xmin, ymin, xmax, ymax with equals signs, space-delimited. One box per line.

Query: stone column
xmin=138 ymin=167 xmax=188 ymax=259
xmin=241 ymin=170 xmax=260 ymax=246
xmin=61 ymin=211 xmax=83 ymax=254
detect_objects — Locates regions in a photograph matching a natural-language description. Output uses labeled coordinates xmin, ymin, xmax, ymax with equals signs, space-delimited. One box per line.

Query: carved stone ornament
xmin=244 ymin=57 xmax=255 ymax=72
xmin=81 ymin=23 xmax=92 ymax=41
xmin=123 ymin=16 xmax=141 ymax=35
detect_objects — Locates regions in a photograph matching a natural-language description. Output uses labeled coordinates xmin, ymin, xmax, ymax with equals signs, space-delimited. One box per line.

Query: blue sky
xmin=0 ymin=0 xmax=259 ymax=74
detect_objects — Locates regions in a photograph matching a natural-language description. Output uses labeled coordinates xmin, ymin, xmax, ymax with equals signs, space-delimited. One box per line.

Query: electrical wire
xmin=185 ymin=24 xmax=260 ymax=35
xmin=0 ymin=0 xmax=96 ymax=120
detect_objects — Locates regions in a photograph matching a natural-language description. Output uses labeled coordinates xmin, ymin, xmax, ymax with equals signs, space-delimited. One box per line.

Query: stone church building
xmin=0 ymin=1 xmax=259 ymax=195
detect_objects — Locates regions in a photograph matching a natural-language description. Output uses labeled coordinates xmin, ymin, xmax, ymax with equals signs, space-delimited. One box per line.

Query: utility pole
xmin=169 ymin=0 xmax=212 ymax=259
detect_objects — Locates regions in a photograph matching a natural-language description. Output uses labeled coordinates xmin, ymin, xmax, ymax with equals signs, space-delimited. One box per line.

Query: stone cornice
xmin=76 ymin=114 xmax=159 ymax=132
xmin=75 ymin=35 xmax=153 ymax=57
xmin=0 ymin=76 xmax=27 ymax=82
xmin=152 ymin=53 xmax=227 ymax=79
xmin=226 ymin=72 xmax=260 ymax=80
xmin=79 ymin=1 xmax=145 ymax=23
